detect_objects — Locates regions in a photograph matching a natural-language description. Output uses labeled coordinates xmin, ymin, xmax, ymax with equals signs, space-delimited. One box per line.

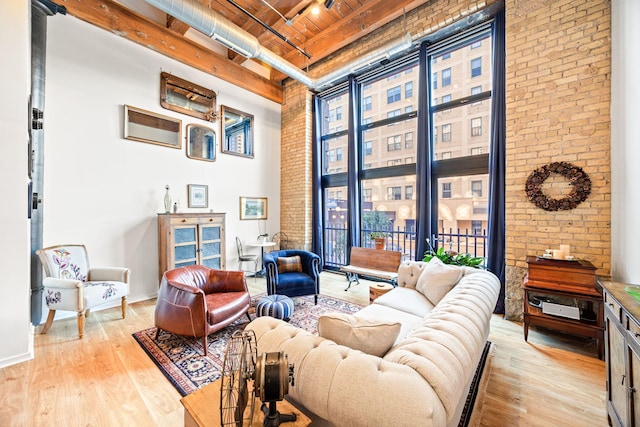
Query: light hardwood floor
xmin=0 ymin=272 xmax=606 ymax=426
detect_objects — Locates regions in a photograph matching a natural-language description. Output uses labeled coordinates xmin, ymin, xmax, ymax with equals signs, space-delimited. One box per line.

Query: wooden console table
xmin=522 ymin=255 xmax=603 ymax=359
xmin=182 ymin=379 xmax=311 ymax=427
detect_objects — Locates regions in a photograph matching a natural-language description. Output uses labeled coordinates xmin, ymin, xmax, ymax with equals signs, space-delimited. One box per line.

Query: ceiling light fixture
xmin=311 ymin=1 xmax=320 ymax=15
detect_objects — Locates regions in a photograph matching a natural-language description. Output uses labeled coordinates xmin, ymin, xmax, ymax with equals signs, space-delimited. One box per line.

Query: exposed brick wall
xmin=504 ymin=0 xmax=611 ymax=319
xmin=280 ymin=81 xmax=313 ymax=250
xmin=280 ymin=0 xmax=612 ymax=321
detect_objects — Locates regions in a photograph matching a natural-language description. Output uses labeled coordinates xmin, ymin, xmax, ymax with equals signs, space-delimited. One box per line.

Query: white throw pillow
xmin=317 ymin=313 xmax=401 ymax=357
xmin=415 ymin=257 xmax=463 ymax=305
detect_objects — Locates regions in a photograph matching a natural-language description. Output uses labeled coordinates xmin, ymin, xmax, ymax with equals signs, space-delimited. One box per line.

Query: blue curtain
xmin=487 ymin=10 xmax=506 ymax=313
xmin=312 ymin=95 xmax=324 ymax=258
xmin=415 ymin=41 xmax=433 ymax=261
xmin=346 ymin=76 xmax=361 ymax=258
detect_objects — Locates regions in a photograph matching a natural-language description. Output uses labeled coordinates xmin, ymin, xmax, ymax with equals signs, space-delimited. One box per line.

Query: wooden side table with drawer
xmin=522 ymin=255 xmax=603 ymax=359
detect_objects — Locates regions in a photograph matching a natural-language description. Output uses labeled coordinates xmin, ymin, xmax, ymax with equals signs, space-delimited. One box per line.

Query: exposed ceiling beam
xmin=58 ymin=0 xmax=283 ymax=103
xmin=270 ymin=0 xmax=425 ymax=81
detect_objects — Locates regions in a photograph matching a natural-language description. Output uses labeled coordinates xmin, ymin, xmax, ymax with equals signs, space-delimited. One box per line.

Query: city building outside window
xmin=471 ymin=147 xmax=483 ymax=155
xmin=442 ymin=94 xmax=451 ymax=103
xmin=387 ymin=109 xmax=402 ymax=119
xmin=405 ymin=106 xmax=413 ymax=114
xmin=471 ymin=58 xmax=482 ymax=77
xmin=471 ymin=180 xmax=482 ymax=197
xmin=336 ymin=147 xmax=343 ymax=161
xmin=405 ymin=132 xmax=414 ymax=148
xmin=387 ymin=159 xmax=402 ymax=166
xmin=405 ymin=157 xmax=414 ymax=164
xmin=363 ymin=96 xmax=372 ymax=111
xmin=471 ymin=40 xmax=482 ymax=49
xmin=387 ymin=86 xmax=401 ymax=103
xmin=328 ymin=149 xmax=335 ymax=162
xmin=442 ymin=68 xmax=451 ymax=86
xmin=442 ymin=182 xmax=451 ymax=198
xmin=472 ymin=220 xmax=483 ymax=235
xmin=363 ymin=188 xmax=372 ymax=202
xmin=405 ymin=186 xmax=414 ymax=200
xmin=387 ymin=186 xmax=402 ymax=200
xmin=441 ymin=151 xmax=451 ymax=159
xmin=405 ymin=81 xmax=413 ymax=98
xmin=364 ymin=141 xmax=373 ymax=156
xmin=442 ymin=53 xmax=451 ymax=60
xmin=387 ymin=135 xmax=401 ymax=151
xmin=336 ymin=106 xmax=343 ymax=120
xmin=471 ymin=117 xmax=482 ymax=136
xmin=442 ymin=124 xmax=452 ymax=142
xmin=432 ymin=72 xmax=438 ymax=89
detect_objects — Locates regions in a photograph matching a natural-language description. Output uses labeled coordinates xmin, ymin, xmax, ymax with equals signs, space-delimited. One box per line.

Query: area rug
xmin=132 ymin=294 xmax=362 ymax=396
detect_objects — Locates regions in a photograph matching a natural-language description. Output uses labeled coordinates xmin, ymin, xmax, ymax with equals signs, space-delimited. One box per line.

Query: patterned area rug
xmin=132 ymin=294 xmax=362 ymax=396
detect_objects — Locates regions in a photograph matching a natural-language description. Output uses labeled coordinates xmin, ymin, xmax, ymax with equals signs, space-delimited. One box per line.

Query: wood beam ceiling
xmin=59 ymin=0 xmax=283 ymax=103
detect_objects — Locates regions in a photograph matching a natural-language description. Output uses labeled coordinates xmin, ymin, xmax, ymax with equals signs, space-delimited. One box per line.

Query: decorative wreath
xmin=525 ymin=161 xmax=592 ymax=211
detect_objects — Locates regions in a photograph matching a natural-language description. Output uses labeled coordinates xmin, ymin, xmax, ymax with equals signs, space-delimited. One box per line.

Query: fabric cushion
xmin=317 ymin=312 xmax=401 ymax=357
xmin=256 ymin=294 xmax=295 ymax=320
xmin=415 ymin=257 xmax=463 ymax=305
xmin=277 ymin=255 xmax=303 ymax=273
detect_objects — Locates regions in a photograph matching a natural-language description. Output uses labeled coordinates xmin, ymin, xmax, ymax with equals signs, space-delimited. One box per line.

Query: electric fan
xmin=220 ymin=329 xmax=296 ymax=427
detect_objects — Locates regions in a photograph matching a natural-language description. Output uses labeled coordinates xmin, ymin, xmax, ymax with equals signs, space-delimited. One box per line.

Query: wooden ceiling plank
xmin=283 ymin=0 xmax=426 ymax=68
xmin=60 ymin=0 xmax=283 ymax=103
xmin=167 ymin=15 xmax=190 ymax=35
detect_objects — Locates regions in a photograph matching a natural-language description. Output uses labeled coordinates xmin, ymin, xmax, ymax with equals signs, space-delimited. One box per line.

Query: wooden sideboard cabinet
xmin=158 ymin=213 xmax=226 ymax=281
xmin=522 ymin=255 xmax=603 ymax=359
xmin=602 ymin=280 xmax=640 ymax=427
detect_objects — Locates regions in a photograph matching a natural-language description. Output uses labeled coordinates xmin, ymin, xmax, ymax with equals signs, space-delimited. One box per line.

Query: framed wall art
xmin=188 ymin=184 xmax=208 ymax=208
xmin=239 ymin=196 xmax=267 ymax=220
xmin=124 ymin=105 xmax=182 ymax=149
xmin=186 ymin=124 xmax=216 ymax=161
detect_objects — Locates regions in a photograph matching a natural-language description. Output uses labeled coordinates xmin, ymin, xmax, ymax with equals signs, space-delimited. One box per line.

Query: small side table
xmin=182 ymin=379 xmax=311 ymax=427
xmin=369 ymin=282 xmax=394 ymax=303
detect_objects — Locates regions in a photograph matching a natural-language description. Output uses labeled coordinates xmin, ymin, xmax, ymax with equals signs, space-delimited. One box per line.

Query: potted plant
xmin=370 ymin=231 xmax=387 ymax=250
xmin=423 ymin=244 xmax=485 ymax=268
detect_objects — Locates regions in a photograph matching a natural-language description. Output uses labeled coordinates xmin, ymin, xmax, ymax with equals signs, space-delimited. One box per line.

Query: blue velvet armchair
xmin=263 ymin=250 xmax=321 ymax=304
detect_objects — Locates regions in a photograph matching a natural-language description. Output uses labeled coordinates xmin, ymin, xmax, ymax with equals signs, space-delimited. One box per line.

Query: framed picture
xmin=239 ymin=197 xmax=267 ymax=220
xmin=188 ymin=184 xmax=208 ymax=208
xmin=123 ymin=105 xmax=182 ymax=149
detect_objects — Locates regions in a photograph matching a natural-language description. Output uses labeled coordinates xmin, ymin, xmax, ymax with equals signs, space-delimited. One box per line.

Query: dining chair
xmin=235 ymin=236 xmax=259 ymax=280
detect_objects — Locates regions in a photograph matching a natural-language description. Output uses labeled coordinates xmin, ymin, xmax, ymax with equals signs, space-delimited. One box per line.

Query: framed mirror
xmin=124 ymin=105 xmax=181 ymax=149
xmin=220 ymin=105 xmax=254 ymax=158
xmin=186 ymin=124 xmax=216 ymax=161
xmin=160 ymin=72 xmax=217 ymax=122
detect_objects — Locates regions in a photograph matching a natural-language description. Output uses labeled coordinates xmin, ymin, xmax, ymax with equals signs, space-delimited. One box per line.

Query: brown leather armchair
xmin=154 ymin=265 xmax=251 ymax=356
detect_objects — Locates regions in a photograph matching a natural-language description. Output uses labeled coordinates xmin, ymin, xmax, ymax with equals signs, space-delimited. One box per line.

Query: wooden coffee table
xmin=369 ymin=282 xmax=394 ymax=303
xmin=182 ymin=378 xmax=311 ymax=427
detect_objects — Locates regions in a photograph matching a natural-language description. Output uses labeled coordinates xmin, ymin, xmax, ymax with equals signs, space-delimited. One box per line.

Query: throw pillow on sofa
xmin=415 ymin=257 xmax=463 ymax=305
xmin=317 ymin=313 xmax=401 ymax=357
xmin=277 ymin=255 xmax=302 ymax=273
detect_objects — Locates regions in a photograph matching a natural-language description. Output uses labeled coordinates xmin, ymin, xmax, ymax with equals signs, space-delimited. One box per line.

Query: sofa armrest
xmin=155 ymin=277 xmax=207 ymax=337
xmin=88 ymin=267 xmax=130 ymax=283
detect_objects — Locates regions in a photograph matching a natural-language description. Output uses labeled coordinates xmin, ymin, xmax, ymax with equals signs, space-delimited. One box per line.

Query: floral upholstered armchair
xmin=36 ymin=244 xmax=130 ymax=338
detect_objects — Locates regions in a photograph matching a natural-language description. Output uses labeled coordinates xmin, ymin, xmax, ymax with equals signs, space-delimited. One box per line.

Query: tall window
xmin=318 ymin=21 xmax=496 ymax=269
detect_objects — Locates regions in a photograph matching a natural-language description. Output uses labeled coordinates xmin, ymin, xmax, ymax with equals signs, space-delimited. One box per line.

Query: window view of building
xmin=320 ymin=27 xmax=493 ymax=268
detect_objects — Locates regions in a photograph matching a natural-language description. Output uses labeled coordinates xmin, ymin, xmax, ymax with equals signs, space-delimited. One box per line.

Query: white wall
xmin=611 ymin=0 xmax=640 ymax=284
xmin=0 ymin=1 xmax=33 ymax=368
xmin=39 ymin=16 xmax=281 ymax=318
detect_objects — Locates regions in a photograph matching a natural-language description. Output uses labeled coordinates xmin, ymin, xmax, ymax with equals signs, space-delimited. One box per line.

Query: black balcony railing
xmin=323 ymin=224 xmax=487 ymax=269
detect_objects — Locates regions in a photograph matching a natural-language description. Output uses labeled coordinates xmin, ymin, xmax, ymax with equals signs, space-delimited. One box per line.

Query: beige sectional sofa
xmin=246 ymin=259 xmax=501 ymax=427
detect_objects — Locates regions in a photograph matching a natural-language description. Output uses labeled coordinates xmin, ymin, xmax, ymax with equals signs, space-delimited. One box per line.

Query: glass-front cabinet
xmin=158 ymin=213 xmax=226 ymax=281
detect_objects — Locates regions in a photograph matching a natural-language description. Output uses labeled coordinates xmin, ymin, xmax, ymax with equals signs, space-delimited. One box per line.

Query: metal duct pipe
xmin=30 ymin=0 xmax=66 ymax=326
xmin=145 ymin=0 xmax=412 ymax=90
xmin=312 ymin=32 xmax=413 ymax=90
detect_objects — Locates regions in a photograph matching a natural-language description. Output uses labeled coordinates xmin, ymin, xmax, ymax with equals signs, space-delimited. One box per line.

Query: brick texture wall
xmin=280 ymin=0 xmax=611 ymax=321
xmin=504 ymin=0 xmax=611 ymax=319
